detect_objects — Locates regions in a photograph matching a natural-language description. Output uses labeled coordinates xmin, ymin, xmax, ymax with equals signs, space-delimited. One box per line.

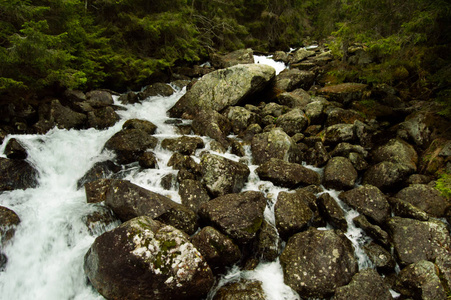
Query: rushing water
xmin=0 ymin=58 xmax=376 ymax=300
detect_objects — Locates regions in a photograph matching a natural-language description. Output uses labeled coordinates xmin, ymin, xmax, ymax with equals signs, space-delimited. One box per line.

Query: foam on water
xmin=254 ymin=55 xmax=287 ymax=75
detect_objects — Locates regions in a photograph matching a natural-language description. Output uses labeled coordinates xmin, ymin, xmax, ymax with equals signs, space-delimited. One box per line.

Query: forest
xmin=0 ymin=0 xmax=450 ymax=112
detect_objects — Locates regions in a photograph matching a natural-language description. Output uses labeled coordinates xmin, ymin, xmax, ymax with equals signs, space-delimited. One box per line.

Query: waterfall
xmin=0 ymin=57 xmax=376 ymax=300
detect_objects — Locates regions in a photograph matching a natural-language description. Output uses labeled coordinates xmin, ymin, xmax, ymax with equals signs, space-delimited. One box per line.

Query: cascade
xmin=0 ymin=58 xmax=380 ymax=300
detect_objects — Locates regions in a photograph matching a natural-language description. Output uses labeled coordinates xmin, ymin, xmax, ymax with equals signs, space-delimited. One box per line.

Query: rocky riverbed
xmin=1 ymin=47 xmax=450 ymax=299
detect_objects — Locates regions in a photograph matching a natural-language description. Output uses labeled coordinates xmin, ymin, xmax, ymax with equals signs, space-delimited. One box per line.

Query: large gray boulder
xmin=198 ymin=191 xmax=266 ymax=245
xmin=251 ymin=128 xmax=300 ymax=165
xmin=168 ymin=64 xmax=275 ymax=117
xmin=84 ymin=217 xmax=214 ymax=300
xmin=395 ymin=184 xmax=450 ymax=218
xmin=256 ymin=158 xmax=320 ymax=188
xmin=395 ymin=260 xmax=447 ymax=300
xmin=88 ymin=179 xmax=198 ymax=235
xmin=274 ymin=190 xmax=314 ymax=240
xmin=274 ymin=68 xmax=315 ymax=91
xmin=0 ymin=157 xmax=39 ymax=191
xmin=280 ymin=228 xmax=358 ymax=298
xmin=200 ymin=153 xmax=250 ymax=197
xmin=339 ymin=185 xmax=391 ymax=225
xmin=334 ymin=268 xmax=393 ymax=300
xmin=388 ymin=217 xmax=451 ymax=266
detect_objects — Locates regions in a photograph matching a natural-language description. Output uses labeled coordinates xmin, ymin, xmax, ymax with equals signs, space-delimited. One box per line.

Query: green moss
xmin=244 ymin=217 xmax=263 ymax=234
xmin=435 ymin=173 xmax=451 ymax=200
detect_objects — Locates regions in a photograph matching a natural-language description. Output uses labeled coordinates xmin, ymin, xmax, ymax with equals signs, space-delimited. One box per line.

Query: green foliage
xmin=436 ymin=173 xmax=451 ymax=200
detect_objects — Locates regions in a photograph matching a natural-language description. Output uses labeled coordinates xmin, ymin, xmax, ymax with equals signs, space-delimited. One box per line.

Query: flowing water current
xmin=0 ymin=57 xmax=384 ymax=299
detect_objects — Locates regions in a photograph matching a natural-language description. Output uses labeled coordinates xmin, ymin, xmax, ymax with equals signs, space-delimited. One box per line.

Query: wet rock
xmin=192 ymin=110 xmax=231 ymax=148
xmin=225 ymin=106 xmax=260 ymax=135
xmin=168 ymin=153 xmax=200 ymax=175
xmin=395 ymin=260 xmax=446 ymax=300
xmin=339 ymin=185 xmax=390 ymax=225
xmin=168 ymin=64 xmax=275 ymax=118
xmin=317 ymin=193 xmax=348 ymax=232
xmin=304 ymin=141 xmax=331 ymax=167
xmin=388 ymin=197 xmax=430 ymax=221
xmin=213 ymin=279 xmax=266 ymax=300
xmin=122 ymin=119 xmax=157 ymax=134
xmin=238 ymin=123 xmax=262 ymax=143
xmin=101 ymin=179 xmax=197 ymax=234
xmin=253 ymin=220 xmax=281 ymax=261
xmin=50 ymin=99 xmax=87 ymax=129
xmin=84 ymin=216 xmax=214 ymax=300
xmin=118 ymin=91 xmax=140 ymax=104
xmin=362 ymin=242 xmax=396 ymax=273
xmin=138 ymin=82 xmax=174 ymax=99
xmin=323 ymin=156 xmax=358 ymax=190
xmin=198 ymin=191 xmax=266 ymax=245
xmin=87 ymin=106 xmax=120 ymax=129
xmin=395 ymin=184 xmax=450 ymax=218
xmin=251 ymin=128 xmax=299 ymax=164
xmin=256 ymin=158 xmax=320 ymax=188
xmin=190 ymin=226 xmax=241 ymax=274
xmin=275 ymin=108 xmax=309 ymax=136
xmin=211 ymin=48 xmax=254 ymax=69
xmin=325 ymin=123 xmax=355 ymax=145
xmin=317 ymin=83 xmax=368 ymax=105
xmin=334 ymin=268 xmax=393 ymax=300
xmin=0 ymin=206 xmax=20 ymax=244
xmin=138 ymin=151 xmax=158 ymax=169
xmin=4 ymin=138 xmax=27 ymax=159
xmin=161 ymin=136 xmax=204 ymax=155
xmin=388 ymin=217 xmax=451 ymax=266
xmin=77 ymin=160 xmax=121 ymax=189
xmin=0 ymin=157 xmax=39 ymax=191
xmin=83 ymin=204 xmax=119 ymax=236
xmin=200 ymin=153 xmax=250 ymax=197
xmin=274 ymin=190 xmax=314 ymax=240
xmin=280 ymin=228 xmax=358 ymax=298
xmin=289 ymin=48 xmax=316 ymax=64
xmin=178 ymin=179 xmax=210 ymax=213
xmin=274 ymin=68 xmax=315 ymax=91
xmin=86 ymin=90 xmax=114 ymax=108
xmin=353 ymin=215 xmax=390 ymax=246
xmin=104 ymin=128 xmax=158 ymax=164
xmin=362 ymin=161 xmax=412 ymax=192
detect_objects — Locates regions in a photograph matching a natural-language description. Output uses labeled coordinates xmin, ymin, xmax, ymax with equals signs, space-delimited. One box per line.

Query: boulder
xmin=388 ymin=217 xmax=451 ymax=266
xmin=352 ymin=215 xmax=390 ymax=246
xmin=395 ymin=184 xmax=450 ymax=218
xmin=122 ymin=119 xmax=157 ymax=134
xmin=225 ymin=106 xmax=260 ymax=135
xmin=304 ymin=141 xmax=331 ymax=167
xmin=325 ymin=108 xmax=364 ymax=126
xmin=362 ymin=242 xmax=396 ymax=273
xmin=211 ymin=48 xmax=254 ymax=68
xmin=274 ymin=68 xmax=315 ymax=91
xmin=138 ymin=151 xmax=158 ymax=169
xmin=118 ymin=91 xmax=140 ymax=104
xmin=49 ymin=99 xmax=87 ymax=129
xmin=4 ymin=138 xmax=27 ymax=159
xmin=251 ymin=128 xmax=299 ymax=165
xmin=213 ymin=279 xmax=266 ymax=300
xmin=103 ymin=128 xmax=158 ymax=164
xmin=277 ymin=89 xmax=311 ymax=108
xmin=275 ymin=108 xmax=309 ymax=136
xmin=77 ymin=160 xmax=121 ymax=189
xmin=178 ymin=179 xmax=210 ymax=213
xmin=198 ymin=191 xmax=266 ymax=245
xmin=339 ymin=185 xmax=390 ymax=225
xmin=280 ymin=228 xmax=358 ymax=298
xmin=190 ymin=226 xmax=241 ymax=274
xmin=324 ymin=123 xmax=356 ymax=145
xmin=274 ymin=190 xmax=314 ymax=240
xmin=99 ymin=179 xmax=198 ymax=234
xmin=304 ymin=100 xmax=326 ymax=124
xmin=317 ymin=83 xmax=368 ymax=105
xmin=86 ymin=106 xmax=120 ymax=129
xmin=323 ymin=156 xmax=358 ymax=190
xmin=192 ymin=110 xmax=231 ymax=148
xmin=168 ymin=64 xmax=275 ymax=117
xmin=362 ymin=161 xmax=412 ymax=192
xmin=289 ymin=48 xmax=316 ymax=64
xmin=388 ymin=196 xmax=430 ymax=221
xmin=86 ymin=90 xmax=114 ymax=108
xmin=370 ymin=138 xmax=418 ymax=173
xmin=0 ymin=157 xmax=39 ymax=191
xmin=0 ymin=206 xmax=20 ymax=244
xmin=83 ymin=204 xmax=119 ymax=236
xmin=256 ymin=158 xmax=320 ymax=188
xmin=138 ymin=83 xmax=174 ymax=99
xmin=84 ymin=216 xmax=214 ymax=300
xmin=334 ymin=268 xmax=393 ymax=300
xmin=200 ymin=153 xmax=250 ymax=197
xmin=161 ymin=136 xmax=204 ymax=155
xmin=395 ymin=260 xmax=446 ymax=300
xmin=317 ymin=193 xmax=348 ymax=232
